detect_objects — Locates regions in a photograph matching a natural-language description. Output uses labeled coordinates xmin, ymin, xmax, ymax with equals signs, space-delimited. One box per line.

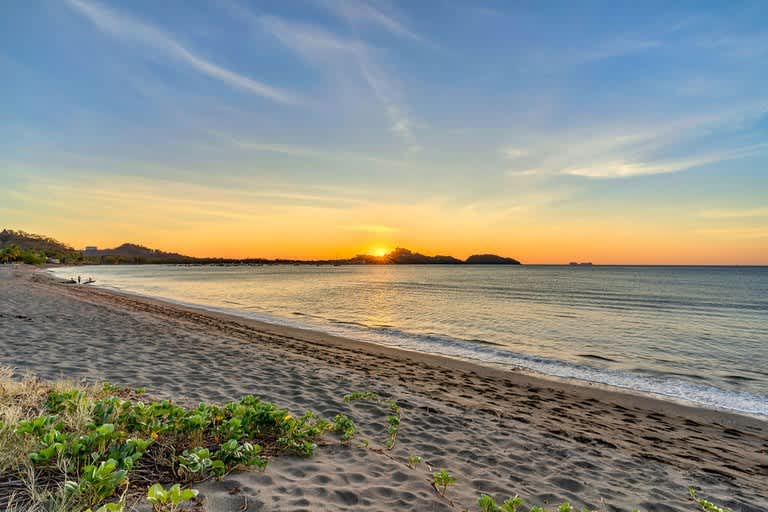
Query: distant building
xmin=84 ymin=246 xmax=98 ymax=253
xmin=47 ymin=257 xmax=60 ymax=264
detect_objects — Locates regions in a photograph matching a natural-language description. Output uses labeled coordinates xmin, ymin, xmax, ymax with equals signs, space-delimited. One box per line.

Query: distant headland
xmin=0 ymin=229 xmax=521 ymax=266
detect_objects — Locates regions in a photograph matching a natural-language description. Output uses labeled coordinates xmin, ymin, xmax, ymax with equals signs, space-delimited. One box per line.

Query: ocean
xmin=50 ymin=264 xmax=768 ymax=416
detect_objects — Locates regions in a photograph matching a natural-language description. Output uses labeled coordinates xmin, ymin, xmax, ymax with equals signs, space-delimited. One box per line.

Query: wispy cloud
xmin=206 ymin=129 xmax=411 ymax=168
xmin=563 ymin=159 xmax=694 ymax=178
xmin=388 ymin=106 xmax=412 ymax=138
xmin=43 ymin=174 xmax=369 ymax=212
xmin=356 ymin=57 xmax=413 ymax=142
xmin=338 ymin=224 xmax=399 ymax=233
xmin=65 ymin=0 xmax=303 ymax=105
xmin=4 ymin=156 xmax=375 ymax=212
xmin=245 ymin=9 xmax=416 ymax=145
xmin=524 ymin=36 xmax=661 ymax=71
xmin=700 ymin=207 xmax=768 ymax=218
xmin=460 ymin=187 xmax=579 ymax=219
xmin=506 ymin=168 xmax=545 ymax=177
xmin=695 ymin=227 xmax=768 ymax=239
xmin=698 ymin=31 xmax=768 ymax=59
xmin=562 ymin=143 xmax=768 ymax=178
xmin=674 ymin=76 xmax=734 ymax=97
xmin=501 ymin=147 xmax=528 ymax=159
xmin=314 ymin=0 xmax=422 ymax=42
xmin=254 ymin=14 xmax=363 ymax=57
xmin=502 ymin=99 xmax=768 ymax=180
xmin=575 ymin=38 xmax=661 ymax=64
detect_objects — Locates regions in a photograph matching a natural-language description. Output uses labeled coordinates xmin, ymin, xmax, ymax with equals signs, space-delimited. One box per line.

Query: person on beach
xmin=77 ymin=275 xmax=81 ymax=284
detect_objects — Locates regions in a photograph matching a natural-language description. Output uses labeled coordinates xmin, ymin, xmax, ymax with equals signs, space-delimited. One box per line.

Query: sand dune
xmin=0 ymin=266 xmax=766 ymax=511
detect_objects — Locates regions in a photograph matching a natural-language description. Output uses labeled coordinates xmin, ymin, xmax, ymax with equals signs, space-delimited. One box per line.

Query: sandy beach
xmin=1 ymin=265 xmax=766 ymax=512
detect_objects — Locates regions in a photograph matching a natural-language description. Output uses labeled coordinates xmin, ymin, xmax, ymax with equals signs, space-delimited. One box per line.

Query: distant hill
xmin=0 ymin=229 xmax=81 ymax=264
xmin=0 ymin=229 xmax=198 ymax=265
xmin=1 ymin=228 xmax=522 ymax=266
xmin=0 ymin=229 xmax=74 ymax=253
xmin=465 ymin=254 xmax=520 ymax=265
xmin=87 ymin=243 xmax=197 ymax=264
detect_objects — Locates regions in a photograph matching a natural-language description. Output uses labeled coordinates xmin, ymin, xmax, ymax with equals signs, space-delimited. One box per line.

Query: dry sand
xmin=0 ymin=265 xmax=766 ymax=511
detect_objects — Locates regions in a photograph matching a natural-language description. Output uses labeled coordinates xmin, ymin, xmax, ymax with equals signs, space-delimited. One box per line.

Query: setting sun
xmin=370 ymin=247 xmax=390 ymax=258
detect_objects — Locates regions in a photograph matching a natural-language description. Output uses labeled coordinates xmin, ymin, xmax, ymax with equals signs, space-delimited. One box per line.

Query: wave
xmin=46 ymin=266 xmax=768 ymax=418
xmin=323 ymin=323 xmax=768 ymax=417
xmin=188 ymin=301 xmax=768 ymax=418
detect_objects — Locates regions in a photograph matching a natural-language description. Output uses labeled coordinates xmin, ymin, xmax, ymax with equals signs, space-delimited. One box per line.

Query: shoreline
xmin=3 ymin=265 xmax=767 ymax=511
xmin=43 ymin=266 xmax=768 ymax=422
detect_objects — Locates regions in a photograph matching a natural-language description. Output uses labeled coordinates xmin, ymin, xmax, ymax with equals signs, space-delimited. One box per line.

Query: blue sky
xmin=1 ymin=1 xmax=766 ymax=262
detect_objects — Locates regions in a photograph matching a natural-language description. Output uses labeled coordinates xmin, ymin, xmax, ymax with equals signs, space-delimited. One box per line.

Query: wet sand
xmin=1 ymin=266 xmax=766 ymax=511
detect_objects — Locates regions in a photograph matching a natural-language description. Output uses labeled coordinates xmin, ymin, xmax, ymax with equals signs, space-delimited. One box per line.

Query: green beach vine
xmin=0 ymin=374 xmax=355 ymax=511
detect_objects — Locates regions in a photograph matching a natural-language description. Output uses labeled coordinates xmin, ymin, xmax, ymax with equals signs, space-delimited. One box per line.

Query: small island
xmin=465 ymin=254 xmax=521 ymax=265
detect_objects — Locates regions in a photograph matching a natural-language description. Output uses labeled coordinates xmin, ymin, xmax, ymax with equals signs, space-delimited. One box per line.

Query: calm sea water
xmin=50 ymin=265 xmax=768 ymax=416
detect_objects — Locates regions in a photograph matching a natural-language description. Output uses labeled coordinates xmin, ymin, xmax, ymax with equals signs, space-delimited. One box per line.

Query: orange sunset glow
xmin=7 ymin=180 xmax=766 ymax=265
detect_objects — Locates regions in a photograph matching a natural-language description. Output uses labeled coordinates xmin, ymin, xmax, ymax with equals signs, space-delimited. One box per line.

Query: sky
xmin=1 ymin=0 xmax=767 ymax=264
